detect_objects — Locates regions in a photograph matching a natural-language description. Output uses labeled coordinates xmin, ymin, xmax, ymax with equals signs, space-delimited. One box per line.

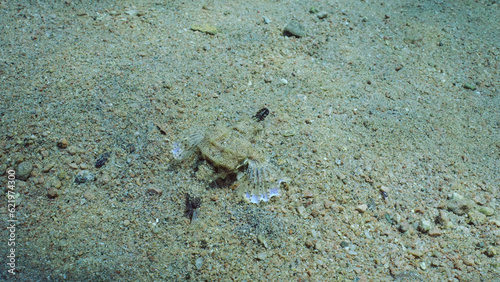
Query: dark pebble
xmin=95 ymin=152 xmax=111 ymax=168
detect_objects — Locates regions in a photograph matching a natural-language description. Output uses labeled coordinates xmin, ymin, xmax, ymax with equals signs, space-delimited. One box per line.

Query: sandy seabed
xmin=0 ymin=0 xmax=499 ymax=280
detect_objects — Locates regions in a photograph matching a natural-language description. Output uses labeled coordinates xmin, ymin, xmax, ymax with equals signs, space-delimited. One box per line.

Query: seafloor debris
xmin=184 ymin=194 xmax=202 ymax=224
xmin=172 ymin=108 xmax=283 ymax=204
xmin=95 ymin=152 xmax=111 ymax=168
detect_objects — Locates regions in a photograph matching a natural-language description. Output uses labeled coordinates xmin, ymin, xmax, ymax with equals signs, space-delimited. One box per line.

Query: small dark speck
xmin=125 ymin=143 xmax=135 ymax=153
xmin=95 ymin=152 xmax=111 ymax=168
xmin=253 ymin=108 xmax=269 ymax=122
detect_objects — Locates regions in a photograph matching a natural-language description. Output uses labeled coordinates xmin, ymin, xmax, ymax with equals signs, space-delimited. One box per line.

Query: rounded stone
xmin=418 ymin=219 xmax=432 ymax=233
xmin=47 ymin=188 xmax=59 ymax=199
xmin=57 ymin=138 xmax=68 ymax=149
xmin=284 ymin=20 xmax=306 ymax=37
xmin=75 ymin=170 xmax=95 ymax=184
xmin=17 ymin=161 xmax=33 ymax=181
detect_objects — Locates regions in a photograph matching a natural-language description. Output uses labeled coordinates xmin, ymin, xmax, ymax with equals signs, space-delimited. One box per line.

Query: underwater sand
xmin=0 ymin=0 xmax=499 ymax=280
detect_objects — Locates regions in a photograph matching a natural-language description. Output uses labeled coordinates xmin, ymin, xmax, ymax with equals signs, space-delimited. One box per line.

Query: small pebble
xmin=408 ymin=250 xmax=423 ymax=258
xmin=47 ymin=188 xmax=59 ymax=199
xmin=17 ymin=161 xmax=33 ymax=181
xmin=297 ymin=206 xmax=309 ymax=218
xmin=303 ymin=190 xmax=314 ymax=198
xmin=380 ymin=185 xmax=391 ymax=193
xmin=436 ymin=210 xmax=452 ymax=229
xmin=42 ymin=162 xmax=55 ymax=173
xmin=305 ymin=240 xmax=315 ymax=249
xmin=317 ymin=11 xmax=328 ymax=19
xmin=418 ymin=219 xmax=431 ymax=233
xmin=315 ymin=240 xmax=325 ymax=252
xmin=57 ymin=138 xmax=68 ymax=149
xmin=195 ymin=257 xmax=204 ymax=270
xmin=146 ymin=187 xmax=163 ymax=196
xmin=255 ymin=252 xmax=268 ymax=261
xmin=84 ymin=191 xmax=95 ymax=201
xmin=190 ymin=23 xmax=217 ymax=35
xmin=324 ymin=200 xmax=333 ymax=209
xmin=463 ymin=258 xmax=474 ymax=266
xmin=447 ymin=198 xmax=473 ymax=215
xmin=75 ymin=170 xmax=95 ymax=184
xmin=485 ymin=246 xmax=496 ymax=257
xmin=356 ymin=204 xmax=368 ymax=213
xmin=463 ymin=83 xmax=476 ymax=90
xmin=67 ymin=146 xmax=78 ymax=155
xmin=284 ymin=20 xmax=306 ymax=37
xmin=95 ymin=152 xmax=111 ymax=168
xmin=428 ymin=227 xmax=442 ymax=237
xmin=398 ymin=222 xmax=410 ymax=233
xmin=45 ymin=178 xmax=62 ymax=189
xmin=477 ymin=206 xmax=494 ymax=216
xmin=262 ymin=16 xmax=271 ymax=24
xmin=467 ymin=210 xmax=487 ymax=226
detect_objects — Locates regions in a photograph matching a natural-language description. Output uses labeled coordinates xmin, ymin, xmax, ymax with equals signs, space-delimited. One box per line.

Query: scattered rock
xmin=190 ymin=23 xmax=217 ymax=35
xmin=462 ymin=257 xmax=475 ymax=266
xmin=45 ymin=178 xmax=62 ymax=189
xmin=463 ymin=83 xmax=476 ymax=90
xmin=297 ymin=206 xmax=309 ymax=219
xmin=195 ymin=257 xmax=204 ymax=270
xmin=67 ymin=146 xmax=79 ymax=155
xmin=47 ymin=188 xmax=59 ymax=199
xmin=84 ymin=191 xmax=95 ymax=201
xmin=485 ymin=246 xmax=497 ymax=257
xmin=17 ymin=161 xmax=33 ymax=181
xmin=398 ymin=221 xmax=410 ymax=233
xmin=467 ymin=210 xmax=487 ymax=226
xmin=408 ymin=249 xmax=423 ymax=258
xmin=324 ymin=200 xmax=333 ymax=209
xmin=42 ymin=162 xmax=55 ymax=173
xmin=0 ymin=164 xmax=6 ymax=176
xmin=315 ymin=240 xmax=325 ymax=251
xmin=477 ymin=206 xmax=494 ymax=216
xmin=317 ymin=11 xmax=328 ymax=19
xmin=146 ymin=187 xmax=163 ymax=196
xmin=380 ymin=185 xmax=391 ymax=193
xmin=418 ymin=219 xmax=432 ymax=233
xmin=284 ymin=20 xmax=306 ymax=37
xmin=356 ymin=204 xmax=368 ymax=213
xmin=305 ymin=240 xmax=315 ymax=249
xmin=303 ymin=190 xmax=314 ymax=198
xmin=436 ymin=210 xmax=453 ymax=229
xmin=255 ymin=252 xmax=268 ymax=261
xmin=75 ymin=170 xmax=95 ymax=184
xmin=95 ymin=152 xmax=111 ymax=168
xmin=57 ymin=138 xmax=68 ymax=149
xmin=428 ymin=227 xmax=442 ymax=237
xmin=447 ymin=198 xmax=473 ymax=215
xmin=257 ymin=234 xmax=269 ymax=249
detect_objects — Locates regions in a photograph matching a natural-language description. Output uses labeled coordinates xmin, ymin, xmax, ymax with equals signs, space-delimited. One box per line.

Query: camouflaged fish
xmin=172 ymin=108 xmax=283 ymax=203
